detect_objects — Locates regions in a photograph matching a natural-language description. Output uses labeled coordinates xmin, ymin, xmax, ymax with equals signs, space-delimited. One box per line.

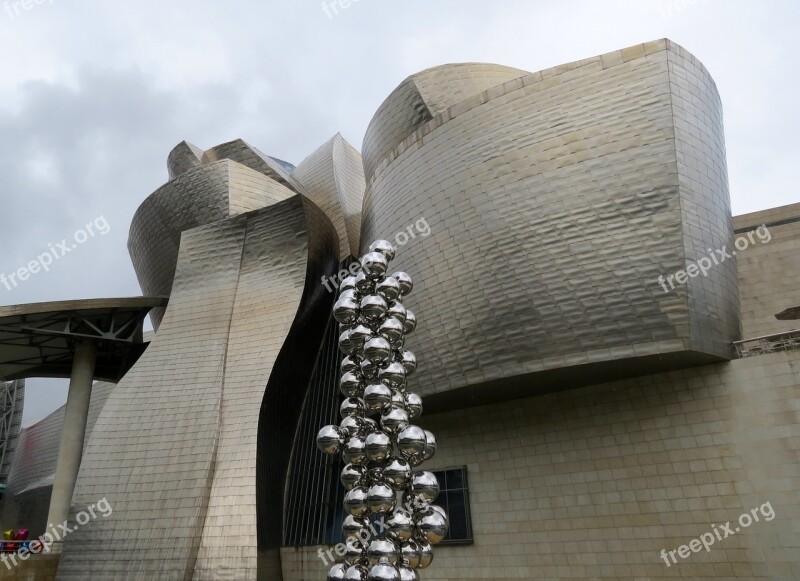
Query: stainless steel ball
xmin=363 ymin=337 xmax=392 ymax=366
xmin=341 ymin=463 xmax=366 ymax=490
xmin=416 ymin=539 xmax=433 ymax=569
xmin=340 ymin=372 xmax=364 ymax=398
xmin=367 ymin=538 xmax=398 ymax=565
xmin=387 ymin=301 xmax=407 ymax=324
xmin=404 ymin=393 xmax=423 ymax=419
xmin=378 ymin=362 xmax=406 ymax=389
xmin=383 ymin=457 xmax=412 ymax=490
xmin=355 ymin=271 xmax=374 ymax=294
xmin=416 ymin=509 xmax=448 ymax=544
xmin=360 ymin=358 xmax=380 ymax=380
xmin=367 ymin=482 xmax=396 ymax=514
xmin=365 ymin=431 xmax=392 ymax=462
xmin=422 ymin=430 xmax=437 ymax=461
xmin=391 ymin=272 xmax=413 ymax=296
xmin=334 ymin=293 xmax=360 ymax=325
xmin=339 ymin=329 xmax=357 ymax=355
xmin=317 ymin=425 xmax=345 ymax=455
xmin=342 ymin=435 xmax=367 ymax=465
xmin=396 ymin=425 xmax=426 ymax=460
xmin=360 ymin=295 xmax=388 ymax=323
xmin=399 ymin=539 xmax=421 ymax=569
xmin=403 ymin=310 xmax=417 ymax=334
xmin=340 ymin=275 xmax=357 ymax=293
xmin=349 ymin=324 xmax=373 ymax=349
xmin=340 ymin=355 xmax=361 ymax=376
xmin=327 ymin=563 xmax=348 ymax=581
xmin=410 ymin=472 xmax=439 ymax=503
xmin=361 ymin=252 xmax=390 ymax=281
xmin=341 ymin=397 xmax=365 ymax=419
xmin=380 ymin=407 xmax=409 ymax=435
xmin=378 ymin=318 xmax=405 ymax=347
xmin=369 ymin=239 xmax=396 ymax=261
xmin=363 ymin=383 xmax=392 ymax=413
xmin=427 ymin=504 xmax=447 ymax=521
xmin=344 ymin=537 xmax=367 ymax=562
xmin=342 ymin=514 xmax=370 ymax=539
xmin=343 ymin=486 xmax=369 ymax=517
xmin=340 ymin=415 xmax=363 ymax=437
xmin=344 ymin=564 xmax=369 ymax=581
xmin=399 ymin=350 xmax=417 ymax=375
xmin=397 ymin=564 xmax=417 ymax=581
xmin=390 ymin=389 xmax=405 ymax=407
xmin=375 ymin=276 xmax=401 ymax=302
xmin=367 ymin=562 xmax=400 ymax=581
xmin=386 ymin=508 xmax=414 ymax=542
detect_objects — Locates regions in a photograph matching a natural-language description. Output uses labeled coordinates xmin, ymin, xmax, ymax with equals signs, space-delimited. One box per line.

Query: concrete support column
xmin=46 ymin=341 xmax=97 ymax=528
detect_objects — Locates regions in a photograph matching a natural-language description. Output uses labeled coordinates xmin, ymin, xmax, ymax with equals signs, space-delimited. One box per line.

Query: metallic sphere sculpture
xmin=316 ymin=240 xmax=447 ymax=580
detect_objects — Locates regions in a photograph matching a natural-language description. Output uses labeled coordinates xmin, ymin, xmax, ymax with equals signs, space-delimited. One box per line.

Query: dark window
xmin=432 ymin=467 xmax=473 ymax=544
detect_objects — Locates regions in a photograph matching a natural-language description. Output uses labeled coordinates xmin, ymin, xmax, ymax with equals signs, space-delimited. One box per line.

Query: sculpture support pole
xmin=47 ymin=341 xmax=97 ymax=530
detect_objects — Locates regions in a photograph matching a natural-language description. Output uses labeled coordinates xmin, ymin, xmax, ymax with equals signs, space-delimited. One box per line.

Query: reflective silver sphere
xmin=404 ymin=393 xmax=423 ymax=419
xmin=422 ymin=430 xmax=437 ymax=461
xmin=367 ymin=482 xmax=396 ymax=514
xmin=361 ymin=252 xmax=390 ymax=281
xmin=367 ymin=538 xmax=398 ymax=565
xmin=391 ymin=272 xmax=413 ymax=296
xmin=397 ymin=564 xmax=418 ymax=581
xmin=416 ymin=539 xmax=433 ymax=569
xmin=350 ymin=324 xmax=373 ymax=349
xmin=327 ymin=563 xmax=348 ymax=581
xmin=365 ymin=431 xmax=392 ymax=462
xmin=363 ymin=383 xmax=392 ymax=413
xmin=410 ymin=471 xmax=440 ymax=503
xmin=401 ymin=491 xmax=430 ymax=515
xmin=390 ymin=389 xmax=405 ymax=407
xmin=376 ymin=276 xmax=401 ymax=302
xmin=383 ymin=457 xmax=412 ymax=490
xmin=403 ymin=310 xmax=417 ymax=334
xmin=341 ymin=397 xmax=365 ymax=419
xmin=380 ymin=407 xmax=410 ymax=435
xmin=340 ymin=355 xmax=361 ymax=376
xmin=355 ymin=271 xmax=374 ymax=294
xmin=416 ymin=509 xmax=448 ymax=544
xmin=339 ymin=329 xmax=357 ymax=355
xmin=427 ymin=504 xmax=448 ymax=521
xmin=340 ymin=275 xmax=357 ymax=293
xmin=343 ymin=486 xmax=369 ymax=517
xmin=317 ymin=425 xmax=345 ymax=455
xmin=340 ymin=372 xmax=364 ymax=398
xmin=378 ymin=318 xmax=405 ymax=347
xmin=399 ymin=539 xmax=421 ymax=569
xmin=363 ymin=337 xmax=392 ymax=366
xmin=387 ymin=301 xmax=407 ymax=324
xmin=369 ymin=239 xmax=396 ymax=261
xmin=340 ymin=415 xmax=363 ymax=437
xmin=342 ymin=514 xmax=370 ymax=539
xmin=386 ymin=508 xmax=414 ymax=542
xmin=334 ymin=293 xmax=360 ymax=325
xmin=360 ymin=358 xmax=380 ymax=380
xmin=342 ymin=435 xmax=367 ymax=465
xmin=341 ymin=463 xmax=366 ymax=490
xmin=378 ymin=362 xmax=406 ymax=389
xmin=344 ymin=537 xmax=367 ymax=562
xmin=399 ymin=350 xmax=417 ymax=375
xmin=396 ymin=425 xmax=426 ymax=460
xmin=360 ymin=295 xmax=389 ymax=323
xmin=344 ymin=564 xmax=369 ymax=581
xmin=367 ymin=562 xmax=400 ymax=581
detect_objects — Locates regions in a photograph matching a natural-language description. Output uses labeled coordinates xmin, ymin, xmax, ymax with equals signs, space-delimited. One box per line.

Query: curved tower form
xmin=361 ymin=39 xmax=740 ymax=411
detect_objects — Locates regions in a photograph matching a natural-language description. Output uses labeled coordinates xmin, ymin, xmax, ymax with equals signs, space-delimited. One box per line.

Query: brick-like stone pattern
xmin=282 ymin=350 xmax=800 ymax=580
xmin=361 ymin=40 xmax=739 ymax=402
xmin=733 ymin=203 xmax=800 ymax=338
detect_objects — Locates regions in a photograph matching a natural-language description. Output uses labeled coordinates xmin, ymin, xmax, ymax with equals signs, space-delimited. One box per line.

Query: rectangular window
xmin=431 ymin=466 xmax=473 ymax=544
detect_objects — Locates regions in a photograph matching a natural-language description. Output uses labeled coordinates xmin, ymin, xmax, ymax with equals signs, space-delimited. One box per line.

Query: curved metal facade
xmin=361 ymin=39 xmax=740 ymax=409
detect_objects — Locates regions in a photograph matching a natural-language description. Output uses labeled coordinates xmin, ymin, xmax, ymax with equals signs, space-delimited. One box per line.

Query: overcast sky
xmin=1 ymin=0 xmax=798 ymax=425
